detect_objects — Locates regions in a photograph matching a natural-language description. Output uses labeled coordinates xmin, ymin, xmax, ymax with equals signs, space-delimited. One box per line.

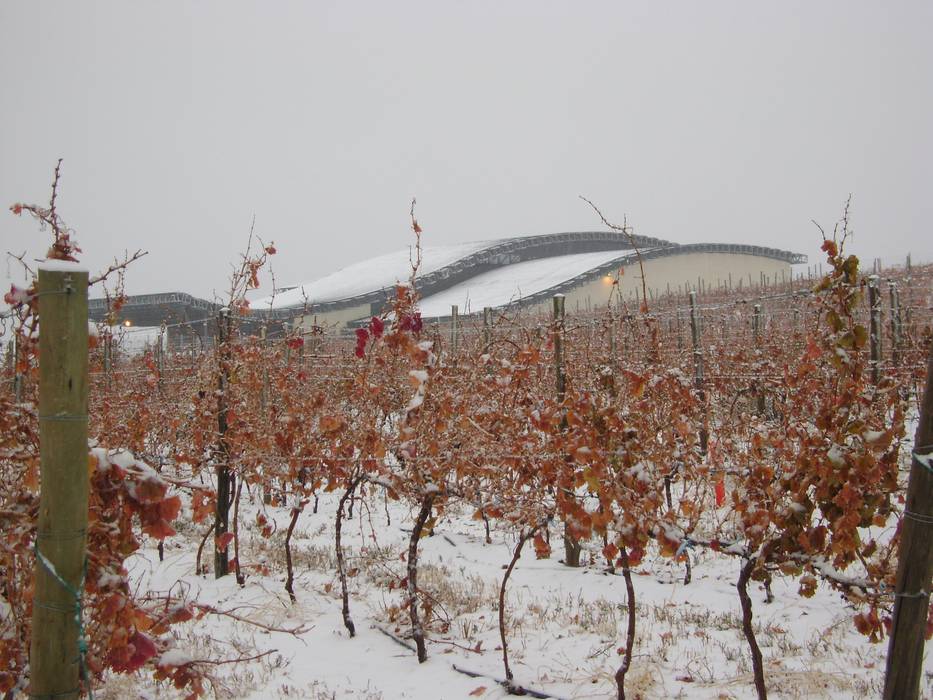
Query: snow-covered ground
xmin=98 ymin=488 xmax=918 ymax=700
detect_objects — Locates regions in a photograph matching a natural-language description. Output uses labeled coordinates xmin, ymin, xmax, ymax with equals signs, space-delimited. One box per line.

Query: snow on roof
xmin=37 ymin=259 xmax=88 ymax=273
xmin=252 ymin=240 xmax=495 ymax=310
xmin=417 ymin=249 xmax=639 ymax=317
xmin=110 ymin=325 xmax=163 ymax=355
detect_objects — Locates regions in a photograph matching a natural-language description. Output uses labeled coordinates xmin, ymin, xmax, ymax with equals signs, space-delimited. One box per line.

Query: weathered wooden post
xmin=259 ymin=325 xmax=274 ymax=506
xmin=608 ymin=314 xmax=617 ymax=370
xmin=102 ymin=326 xmax=113 ymax=388
xmin=883 ymin=341 xmax=933 ymax=699
xmin=676 ymin=311 xmax=684 ymax=351
xmin=155 ymin=300 xmax=167 ymax=557
xmin=156 ymin=322 xmax=166 ymax=394
xmin=553 ymin=296 xmax=566 ymax=404
xmin=889 ymin=282 xmax=902 ymax=368
xmin=2 ymin=339 xmax=8 ymax=393
xmin=482 ymin=307 xmax=492 ymax=354
xmin=450 ymin=305 xmax=459 ymax=358
xmin=259 ymin=325 xmax=269 ymax=413
xmin=215 ymin=307 xmax=232 ymax=578
xmin=12 ymin=333 xmax=23 ymax=403
xmin=689 ymin=291 xmax=708 ymax=455
xmin=283 ymin=321 xmax=291 ymax=365
xmin=553 ymin=295 xmax=580 ymax=567
xmin=30 ymin=263 xmax=90 ymax=699
xmin=753 ymin=304 xmax=765 ymax=414
xmin=868 ymin=276 xmax=882 ymax=385
xmin=297 ymin=325 xmax=305 ymax=368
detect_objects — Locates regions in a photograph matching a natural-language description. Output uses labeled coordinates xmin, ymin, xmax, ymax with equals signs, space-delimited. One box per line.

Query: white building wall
xmin=525 ymin=252 xmax=790 ymax=315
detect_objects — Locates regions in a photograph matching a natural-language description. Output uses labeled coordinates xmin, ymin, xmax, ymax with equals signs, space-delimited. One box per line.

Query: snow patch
xmin=37 ymin=259 xmax=88 ymax=273
xmin=157 ymin=649 xmax=194 ymax=668
xmin=827 ymin=444 xmax=846 ymax=467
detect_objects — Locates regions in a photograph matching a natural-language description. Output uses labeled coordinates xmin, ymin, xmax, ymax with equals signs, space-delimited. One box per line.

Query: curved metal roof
xmin=89 ymin=233 xmax=806 ymax=329
xmin=257 ymin=231 xmax=678 ymax=313
xmin=460 ymin=242 xmax=807 ymax=316
xmin=264 ymin=233 xmax=804 ymax=315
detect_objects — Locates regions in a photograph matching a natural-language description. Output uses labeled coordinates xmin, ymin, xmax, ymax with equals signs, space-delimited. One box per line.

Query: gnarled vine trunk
xmin=499 ymin=526 xmax=537 ymax=688
xmin=195 ymin=522 xmax=214 ymax=576
xmin=738 ymin=556 xmax=767 ymax=700
xmin=614 ymin=545 xmax=637 ymax=700
xmin=563 ymin=522 xmax=581 ymax=567
xmin=335 ymin=476 xmax=362 ymax=637
xmin=284 ymin=503 xmax=302 ymax=603
xmin=233 ymin=477 xmax=245 ymax=585
xmin=407 ymin=493 xmax=435 ymax=663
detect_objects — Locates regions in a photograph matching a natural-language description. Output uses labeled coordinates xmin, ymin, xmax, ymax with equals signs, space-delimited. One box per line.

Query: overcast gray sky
xmin=2 ymin=1 xmax=930 ymax=302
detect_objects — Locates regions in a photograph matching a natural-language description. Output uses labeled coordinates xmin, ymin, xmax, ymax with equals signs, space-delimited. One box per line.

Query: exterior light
xmin=123 ymin=320 xmax=132 ymax=327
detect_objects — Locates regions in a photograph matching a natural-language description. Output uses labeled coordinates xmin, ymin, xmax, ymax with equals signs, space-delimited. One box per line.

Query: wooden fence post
xmin=157 ymin=322 xmax=166 ymax=394
xmin=12 ymin=333 xmax=23 ymax=403
xmin=752 ymin=303 xmax=761 ymax=344
xmin=102 ymin=327 xmax=112 ymax=388
xmin=868 ymin=276 xmax=882 ymax=385
xmin=883 ymin=340 xmax=933 ymax=699
xmin=260 ymin=325 xmax=269 ymax=413
xmin=297 ymin=325 xmax=305 ymax=368
xmin=553 ymin=295 xmax=580 ymax=567
xmin=608 ymin=314 xmax=617 ymax=370
xmin=215 ymin=307 xmax=231 ymax=578
xmin=450 ymin=305 xmax=459 ymax=358
xmin=30 ymin=264 xmax=90 ymax=699
xmin=483 ymin=307 xmax=492 ymax=354
xmin=283 ymin=321 xmax=291 ymax=365
xmin=889 ymin=282 xmax=902 ymax=368
xmin=753 ymin=303 xmax=765 ymax=414
xmin=259 ymin=325 xmax=274 ymax=507
xmin=689 ymin=292 xmax=708 ymax=455
xmin=553 ymin=296 xmax=566 ymax=403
